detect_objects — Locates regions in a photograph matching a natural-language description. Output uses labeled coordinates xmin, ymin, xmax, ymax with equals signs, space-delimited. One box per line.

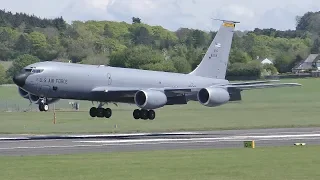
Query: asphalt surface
xmin=1 ymin=127 xmax=320 ymax=156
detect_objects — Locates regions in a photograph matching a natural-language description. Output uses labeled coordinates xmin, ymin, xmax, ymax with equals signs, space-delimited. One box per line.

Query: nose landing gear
xmin=38 ymin=98 xmax=49 ymax=112
xmin=39 ymin=103 xmax=49 ymax=112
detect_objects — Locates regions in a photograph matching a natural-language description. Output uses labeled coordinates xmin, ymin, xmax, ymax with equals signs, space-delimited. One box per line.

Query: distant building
xmin=260 ymin=58 xmax=273 ymax=65
xmin=312 ymin=55 xmax=320 ymax=70
xmin=292 ymin=54 xmax=320 ymax=73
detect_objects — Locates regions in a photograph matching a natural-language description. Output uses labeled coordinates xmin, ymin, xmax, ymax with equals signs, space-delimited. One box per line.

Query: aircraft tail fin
xmin=189 ymin=19 xmax=239 ymax=79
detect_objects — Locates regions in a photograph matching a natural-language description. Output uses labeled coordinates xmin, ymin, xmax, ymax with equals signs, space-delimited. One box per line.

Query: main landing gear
xmin=89 ymin=107 xmax=112 ymax=118
xmin=133 ymin=109 xmax=155 ymax=120
xmin=88 ymin=102 xmax=156 ymax=120
xmin=89 ymin=108 xmax=155 ymax=120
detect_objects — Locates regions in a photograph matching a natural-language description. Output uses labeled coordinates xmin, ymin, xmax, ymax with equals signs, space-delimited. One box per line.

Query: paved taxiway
xmin=1 ymin=127 xmax=320 ymax=156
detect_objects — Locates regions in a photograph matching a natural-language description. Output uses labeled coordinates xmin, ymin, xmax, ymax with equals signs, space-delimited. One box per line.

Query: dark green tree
xmin=132 ymin=17 xmax=141 ymax=24
xmin=0 ymin=64 xmax=6 ymax=84
xmin=6 ymin=54 xmax=40 ymax=78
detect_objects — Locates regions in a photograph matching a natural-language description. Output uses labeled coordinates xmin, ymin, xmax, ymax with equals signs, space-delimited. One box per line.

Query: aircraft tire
xmin=39 ymin=103 xmax=44 ymax=112
xmin=140 ymin=109 xmax=149 ymax=120
xmin=38 ymin=103 xmax=48 ymax=112
xmin=43 ymin=104 xmax=49 ymax=111
xmin=89 ymin=107 xmax=97 ymax=117
xmin=104 ymin=108 xmax=112 ymax=118
xmin=96 ymin=108 xmax=104 ymax=118
xmin=133 ymin=109 xmax=140 ymax=119
xmin=148 ymin=110 xmax=155 ymax=120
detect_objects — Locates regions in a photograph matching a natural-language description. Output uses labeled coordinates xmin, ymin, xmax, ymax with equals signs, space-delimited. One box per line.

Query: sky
xmin=1 ymin=0 xmax=320 ymax=31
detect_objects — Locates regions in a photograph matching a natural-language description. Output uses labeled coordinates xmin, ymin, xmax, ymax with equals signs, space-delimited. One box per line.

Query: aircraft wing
xmin=228 ymin=80 xmax=280 ymax=85
xmin=221 ymin=82 xmax=302 ymax=90
xmin=91 ymin=81 xmax=301 ymax=97
xmin=91 ymin=86 xmax=196 ymax=97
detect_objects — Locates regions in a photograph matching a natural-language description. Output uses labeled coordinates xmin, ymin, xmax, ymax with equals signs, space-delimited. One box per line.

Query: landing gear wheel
xmin=39 ymin=103 xmax=43 ymax=112
xmin=90 ymin=107 xmax=113 ymax=118
xmin=148 ymin=110 xmax=155 ymax=120
xmin=43 ymin=104 xmax=49 ymax=111
xmin=89 ymin=107 xmax=97 ymax=117
xmin=140 ymin=109 xmax=149 ymax=120
xmin=132 ymin=109 xmax=156 ymax=120
xmin=96 ymin=108 xmax=104 ymax=118
xmin=38 ymin=103 xmax=49 ymax=112
xmin=133 ymin=109 xmax=140 ymax=119
xmin=104 ymin=108 xmax=112 ymax=118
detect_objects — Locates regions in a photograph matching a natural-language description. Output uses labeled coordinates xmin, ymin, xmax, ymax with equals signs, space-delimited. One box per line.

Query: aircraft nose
xmin=13 ymin=72 xmax=29 ymax=87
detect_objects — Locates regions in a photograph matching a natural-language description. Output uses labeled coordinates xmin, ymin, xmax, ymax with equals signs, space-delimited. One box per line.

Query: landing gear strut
xmin=133 ymin=109 xmax=155 ymax=120
xmin=89 ymin=107 xmax=112 ymax=118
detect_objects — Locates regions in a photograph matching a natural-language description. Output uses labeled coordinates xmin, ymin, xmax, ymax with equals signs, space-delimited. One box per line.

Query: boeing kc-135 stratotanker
xmin=12 ymin=20 xmax=301 ymax=120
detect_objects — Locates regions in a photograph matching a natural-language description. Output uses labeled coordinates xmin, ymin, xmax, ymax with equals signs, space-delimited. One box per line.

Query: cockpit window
xmin=21 ymin=67 xmax=44 ymax=73
xmin=31 ymin=69 xmax=44 ymax=73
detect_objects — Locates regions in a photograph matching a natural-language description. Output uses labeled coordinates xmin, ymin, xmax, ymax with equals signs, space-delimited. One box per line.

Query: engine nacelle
xmin=18 ymin=87 xmax=29 ymax=99
xmin=197 ymin=87 xmax=230 ymax=107
xmin=134 ymin=90 xmax=167 ymax=109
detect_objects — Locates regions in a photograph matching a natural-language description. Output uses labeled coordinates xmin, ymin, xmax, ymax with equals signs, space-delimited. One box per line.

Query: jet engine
xmin=197 ymin=87 xmax=230 ymax=107
xmin=134 ymin=90 xmax=167 ymax=109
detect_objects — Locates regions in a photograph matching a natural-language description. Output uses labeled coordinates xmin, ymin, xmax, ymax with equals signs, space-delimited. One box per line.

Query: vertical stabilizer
xmin=189 ymin=20 xmax=238 ymax=79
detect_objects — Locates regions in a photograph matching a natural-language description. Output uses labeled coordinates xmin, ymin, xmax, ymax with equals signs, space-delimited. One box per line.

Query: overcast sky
xmin=1 ymin=0 xmax=320 ymax=31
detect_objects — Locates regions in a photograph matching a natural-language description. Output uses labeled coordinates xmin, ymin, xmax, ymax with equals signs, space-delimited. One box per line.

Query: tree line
xmin=0 ymin=9 xmax=320 ymax=84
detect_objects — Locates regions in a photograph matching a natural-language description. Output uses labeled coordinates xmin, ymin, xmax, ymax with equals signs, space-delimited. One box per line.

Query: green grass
xmin=0 ymin=85 xmax=19 ymax=99
xmin=1 ymin=146 xmax=320 ymax=180
xmin=0 ymin=60 xmax=12 ymax=70
xmin=0 ymin=78 xmax=320 ymax=134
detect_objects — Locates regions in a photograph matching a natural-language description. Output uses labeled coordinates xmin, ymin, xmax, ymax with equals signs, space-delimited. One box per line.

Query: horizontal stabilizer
xmin=212 ymin=18 xmax=240 ymax=24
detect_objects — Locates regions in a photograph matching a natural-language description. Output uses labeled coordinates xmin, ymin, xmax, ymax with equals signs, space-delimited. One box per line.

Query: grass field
xmin=1 ymin=146 xmax=319 ymax=180
xmin=0 ymin=60 xmax=12 ymax=70
xmin=0 ymin=78 xmax=320 ymax=134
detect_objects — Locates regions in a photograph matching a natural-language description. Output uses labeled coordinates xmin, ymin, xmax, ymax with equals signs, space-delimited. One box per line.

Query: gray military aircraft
xmin=12 ymin=20 xmax=301 ymax=120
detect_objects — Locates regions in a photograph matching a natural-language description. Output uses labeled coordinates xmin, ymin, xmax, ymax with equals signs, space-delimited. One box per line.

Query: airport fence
xmin=0 ymin=99 xmax=135 ymax=112
xmin=0 ymin=99 xmax=82 ymax=112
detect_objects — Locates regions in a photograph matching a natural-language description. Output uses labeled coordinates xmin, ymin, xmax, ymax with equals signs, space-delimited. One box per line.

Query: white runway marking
xmin=1 ymin=136 xmax=320 ymax=151
xmin=240 ymin=131 xmax=320 ymax=136
xmin=1 ymin=133 xmax=320 ymax=151
xmin=77 ymin=133 xmax=320 ymax=144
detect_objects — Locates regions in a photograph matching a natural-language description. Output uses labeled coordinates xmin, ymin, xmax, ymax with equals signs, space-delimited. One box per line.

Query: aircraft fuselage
xmin=17 ymin=62 xmax=229 ymax=103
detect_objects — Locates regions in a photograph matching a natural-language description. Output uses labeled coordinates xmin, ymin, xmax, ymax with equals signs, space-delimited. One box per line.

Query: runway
xmin=1 ymin=127 xmax=320 ymax=156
